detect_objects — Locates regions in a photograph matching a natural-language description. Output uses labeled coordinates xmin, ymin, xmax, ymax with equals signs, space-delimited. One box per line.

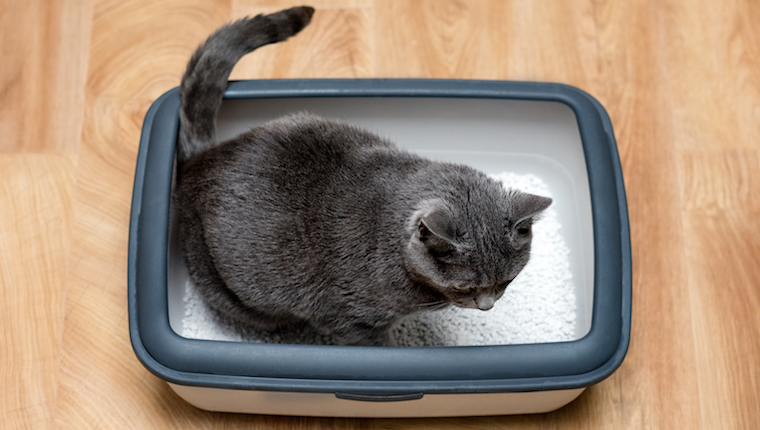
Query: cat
xmin=175 ymin=6 xmax=552 ymax=346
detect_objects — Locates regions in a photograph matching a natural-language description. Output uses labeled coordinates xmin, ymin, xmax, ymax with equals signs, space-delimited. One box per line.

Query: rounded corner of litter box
xmin=539 ymin=82 xmax=608 ymax=114
xmin=128 ymin=312 xmax=176 ymax=383
xmin=128 ymin=273 xmax=207 ymax=387
xmin=528 ymin=82 xmax=616 ymax=149
xmin=127 ymin=243 xmax=187 ymax=385
xmin=127 ymin=270 xmax=179 ymax=385
xmin=561 ymin=262 xmax=632 ymax=389
xmin=580 ymin=323 xmax=631 ymax=388
xmin=142 ymin=86 xmax=181 ymax=125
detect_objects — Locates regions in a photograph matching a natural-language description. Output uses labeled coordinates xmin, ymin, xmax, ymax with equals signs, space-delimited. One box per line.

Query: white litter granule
xmin=182 ymin=172 xmax=576 ymax=346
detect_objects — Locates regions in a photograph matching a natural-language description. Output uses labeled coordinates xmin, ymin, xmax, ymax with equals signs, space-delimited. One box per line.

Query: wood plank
xmin=53 ymin=0 xmax=233 ymax=428
xmin=0 ymin=154 xmax=76 ymax=429
xmin=664 ymin=1 xmax=760 ymax=426
xmin=230 ymin=2 xmax=375 ymax=79
xmin=543 ymin=1 xmax=703 ymax=428
xmin=234 ymin=0 xmax=373 ymax=11
xmin=374 ymin=0 xmax=507 ymax=80
xmin=665 ymin=0 xmax=760 ymax=152
xmin=680 ymin=150 xmax=760 ymax=429
xmin=497 ymin=1 xmax=601 ymax=90
xmin=0 ymin=0 xmax=91 ymax=154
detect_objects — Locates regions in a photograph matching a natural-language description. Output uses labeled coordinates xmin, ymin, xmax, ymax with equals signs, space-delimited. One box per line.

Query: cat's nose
xmin=475 ymin=296 xmax=494 ymax=311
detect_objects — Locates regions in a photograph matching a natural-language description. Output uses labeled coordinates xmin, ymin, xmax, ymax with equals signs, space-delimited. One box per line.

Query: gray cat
xmin=176 ymin=6 xmax=552 ymax=346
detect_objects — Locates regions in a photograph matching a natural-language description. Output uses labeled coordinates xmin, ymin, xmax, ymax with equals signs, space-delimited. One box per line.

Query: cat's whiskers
xmin=413 ymin=300 xmax=450 ymax=311
xmin=439 ymin=306 xmax=461 ymax=322
xmin=500 ymin=290 xmax=526 ymax=312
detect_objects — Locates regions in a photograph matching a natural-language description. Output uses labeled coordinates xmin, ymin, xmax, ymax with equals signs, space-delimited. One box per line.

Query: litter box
xmin=128 ymin=79 xmax=631 ymax=417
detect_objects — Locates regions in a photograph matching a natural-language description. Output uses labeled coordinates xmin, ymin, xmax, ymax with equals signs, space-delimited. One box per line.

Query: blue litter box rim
xmin=128 ymin=78 xmax=631 ymax=394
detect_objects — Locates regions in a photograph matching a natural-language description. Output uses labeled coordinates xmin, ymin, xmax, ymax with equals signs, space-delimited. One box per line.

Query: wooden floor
xmin=2 ymin=0 xmax=759 ymax=428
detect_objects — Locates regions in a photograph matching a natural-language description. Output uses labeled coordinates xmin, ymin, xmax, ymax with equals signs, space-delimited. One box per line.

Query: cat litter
xmin=181 ymin=172 xmax=576 ymax=346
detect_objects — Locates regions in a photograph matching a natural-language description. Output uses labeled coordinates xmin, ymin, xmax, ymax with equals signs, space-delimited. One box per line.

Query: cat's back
xmin=179 ymin=113 xmax=422 ymax=205
xmin=176 ymin=112 xmax=425 ymax=301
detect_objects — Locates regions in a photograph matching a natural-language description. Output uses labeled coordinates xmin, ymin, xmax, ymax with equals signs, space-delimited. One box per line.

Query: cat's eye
xmin=515 ymin=222 xmax=531 ymax=235
xmin=451 ymin=284 xmax=471 ymax=293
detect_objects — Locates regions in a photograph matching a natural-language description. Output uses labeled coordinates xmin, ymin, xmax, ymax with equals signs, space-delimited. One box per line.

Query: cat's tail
xmin=178 ymin=6 xmax=315 ymax=163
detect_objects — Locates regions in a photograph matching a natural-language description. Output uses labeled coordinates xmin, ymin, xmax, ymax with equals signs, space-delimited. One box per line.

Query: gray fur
xmin=176 ymin=7 xmax=552 ymax=346
xmin=178 ymin=6 xmax=315 ymax=163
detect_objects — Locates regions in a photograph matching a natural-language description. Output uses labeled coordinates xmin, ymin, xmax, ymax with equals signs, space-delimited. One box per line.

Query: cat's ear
xmin=419 ymin=212 xmax=456 ymax=255
xmin=412 ymin=200 xmax=458 ymax=256
xmin=510 ymin=192 xmax=552 ymax=233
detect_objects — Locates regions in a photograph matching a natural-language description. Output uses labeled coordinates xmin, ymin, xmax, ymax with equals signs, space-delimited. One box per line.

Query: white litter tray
xmin=128 ymin=79 xmax=631 ymax=417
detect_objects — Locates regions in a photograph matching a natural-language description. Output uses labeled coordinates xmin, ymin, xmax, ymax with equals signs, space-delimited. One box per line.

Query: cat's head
xmin=403 ymin=178 xmax=552 ymax=311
